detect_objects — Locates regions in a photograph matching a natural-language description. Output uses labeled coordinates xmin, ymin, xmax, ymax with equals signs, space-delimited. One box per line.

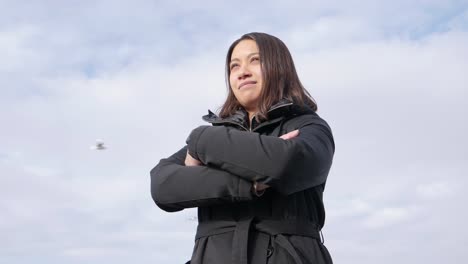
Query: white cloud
xmin=362 ymin=207 xmax=413 ymax=229
xmin=0 ymin=25 xmax=42 ymax=72
xmin=62 ymin=247 xmax=125 ymax=257
xmin=416 ymin=181 xmax=454 ymax=199
xmin=288 ymin=16 xmax=381 ymax=51
xmin=23 ymin=165 xmax=61 ymax=178
xmin=327 ymin=198 xmax=372 ymax=220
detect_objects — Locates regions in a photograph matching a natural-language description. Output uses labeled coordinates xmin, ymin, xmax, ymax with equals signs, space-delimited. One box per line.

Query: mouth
xmin=239 ymin=81 xmax=257 ymax=89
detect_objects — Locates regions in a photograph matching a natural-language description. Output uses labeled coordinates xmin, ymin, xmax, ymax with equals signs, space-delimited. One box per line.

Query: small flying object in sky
xmin=90 ymin=139 xmax=106 ymax=150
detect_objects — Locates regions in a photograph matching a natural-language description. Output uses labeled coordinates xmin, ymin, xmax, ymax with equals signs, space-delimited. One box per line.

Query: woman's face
xmin=229 ymin=39 xmax=263 ymax=113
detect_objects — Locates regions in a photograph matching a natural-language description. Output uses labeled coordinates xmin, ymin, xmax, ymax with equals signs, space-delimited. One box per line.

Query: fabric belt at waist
xmin=195 ymin=218 xmax=322 ymax=264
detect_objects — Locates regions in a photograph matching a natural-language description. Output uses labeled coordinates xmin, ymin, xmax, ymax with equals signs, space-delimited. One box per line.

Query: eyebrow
xmin=230 ymin=52 xmax=259 ymax=63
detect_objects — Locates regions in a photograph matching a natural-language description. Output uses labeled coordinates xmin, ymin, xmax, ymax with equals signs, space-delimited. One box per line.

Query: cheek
xmin=229 ymin=75 xmax=235 ymax=88
xmin=256 ymin=69 xmax=263 ymax=83
xmin=230 ymin=84 xmax=238 ymax=98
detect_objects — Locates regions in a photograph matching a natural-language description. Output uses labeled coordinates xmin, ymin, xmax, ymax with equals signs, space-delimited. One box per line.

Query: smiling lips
xmin=239 ymin=81 xmax=257 ymax=89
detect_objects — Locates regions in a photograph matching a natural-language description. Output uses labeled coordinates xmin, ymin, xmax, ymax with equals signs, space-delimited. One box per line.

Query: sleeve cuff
xmin=186 ymin=126 xmax=210 ymax=160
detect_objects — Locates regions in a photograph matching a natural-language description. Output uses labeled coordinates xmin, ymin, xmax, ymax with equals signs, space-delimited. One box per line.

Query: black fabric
xmin=151 ymin=146 xmax=254 ymax=211
xmin=196 ymin=218 xmax=322 ymax=264
xmin=150 ymin=100 xmax=335 ymax=263
xmin=186 ymin=115 xmax=334 ymax=195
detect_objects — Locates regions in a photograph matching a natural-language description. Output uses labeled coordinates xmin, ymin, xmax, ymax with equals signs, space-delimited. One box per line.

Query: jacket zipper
xmin=252 ymin=117 xmax=283 ymax=132
xmin=252 ymin=101 xmax=293 ymax=132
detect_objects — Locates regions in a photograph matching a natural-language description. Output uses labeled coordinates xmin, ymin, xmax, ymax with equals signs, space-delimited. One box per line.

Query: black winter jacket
xmin=150 ymin=99 xmax=335 ymax=264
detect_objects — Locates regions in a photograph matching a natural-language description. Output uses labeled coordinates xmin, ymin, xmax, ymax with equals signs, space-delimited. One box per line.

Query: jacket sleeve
xmin=186 ymin=115 xmax=335 ymax=195
xmin=150 ymin=146 xmax=255 ymax=212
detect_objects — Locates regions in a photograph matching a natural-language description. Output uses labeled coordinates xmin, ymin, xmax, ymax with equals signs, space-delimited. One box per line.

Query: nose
xmin=237 ymin=65 xmax=252 ymax=80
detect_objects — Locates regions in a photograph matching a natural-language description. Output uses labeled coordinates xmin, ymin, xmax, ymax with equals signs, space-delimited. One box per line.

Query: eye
xmin=230 ymin=63 xmax=239 ymax=70
xmin=251 ymin=56 xmax=260 ymax=63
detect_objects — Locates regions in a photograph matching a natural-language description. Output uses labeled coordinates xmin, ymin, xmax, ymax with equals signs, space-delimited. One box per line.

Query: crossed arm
xmin=151 ymin=130 xmax=299 ymax=212
xmin=184 ymin=130 xmax=299 ymax=192
xmin=151 ymin=117 xmax=334 ymax=212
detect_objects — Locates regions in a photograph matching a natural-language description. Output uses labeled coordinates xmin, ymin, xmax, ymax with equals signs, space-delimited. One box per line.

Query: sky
xmin=1 ymin=0 xmax=467 ymax=263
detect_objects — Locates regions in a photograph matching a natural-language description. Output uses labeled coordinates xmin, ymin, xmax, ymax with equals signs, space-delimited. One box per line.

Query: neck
xmin=244 ymin=104 xmax=257 ymax=116
xmin=248 ymin=111 xmax=255 ymax=120
xmin=247 ymin=108 xmax=257 ymax=119
xmin=246 ymin=109 xmax=257 ymax=129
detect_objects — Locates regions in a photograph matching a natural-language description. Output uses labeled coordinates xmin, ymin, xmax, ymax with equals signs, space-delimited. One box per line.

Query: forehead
xmin=231 ymin=39 xmax=259 ymax=59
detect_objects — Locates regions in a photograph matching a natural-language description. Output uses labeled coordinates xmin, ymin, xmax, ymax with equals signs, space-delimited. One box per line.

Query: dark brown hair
xmin=219 ymin=32 xmax=317 ymax=121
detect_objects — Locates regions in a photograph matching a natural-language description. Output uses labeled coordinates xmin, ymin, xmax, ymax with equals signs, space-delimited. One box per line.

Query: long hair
xmin=219 ymin=32 xmax=317 ymax=121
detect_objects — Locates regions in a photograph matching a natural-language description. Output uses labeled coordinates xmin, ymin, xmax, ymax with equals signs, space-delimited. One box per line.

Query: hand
xmin=279 ymin=129 xmax=299 ymax=140
xmin=255 ymin=182 xmax=270 ymax=191
xmin=253 ymin=181 xmax=269 ymax=196
xmin=185 ymin=150 xmax=202 ymax=166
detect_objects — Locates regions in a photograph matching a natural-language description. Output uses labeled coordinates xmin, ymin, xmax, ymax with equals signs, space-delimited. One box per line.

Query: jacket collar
xmin=202 ymin=99 xmax=313 ymax=131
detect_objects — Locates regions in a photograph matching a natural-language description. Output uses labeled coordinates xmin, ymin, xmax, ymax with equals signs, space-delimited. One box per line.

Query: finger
xmin=279 ymin=132 xmax=292 ymax=140
xmin=185 ymin=150 xmax=194 ymax=166
xmin=279 ymin=129 xmax=300 ymax=140
xmin=256 ymin=182 xmax=270 ymax=191
xmin=288 ymin=130 xmax=299 ymax=137
xmin=185 ymin=150 xmax=202 ymax=166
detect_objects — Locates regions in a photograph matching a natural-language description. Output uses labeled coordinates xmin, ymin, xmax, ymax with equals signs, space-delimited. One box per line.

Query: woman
xmin=150 ymin=32 xmax=335 ymax=264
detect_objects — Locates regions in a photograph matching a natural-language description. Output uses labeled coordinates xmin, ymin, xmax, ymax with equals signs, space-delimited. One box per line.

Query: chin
xmin=239 ymin=99 xmax=259 ymax=110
